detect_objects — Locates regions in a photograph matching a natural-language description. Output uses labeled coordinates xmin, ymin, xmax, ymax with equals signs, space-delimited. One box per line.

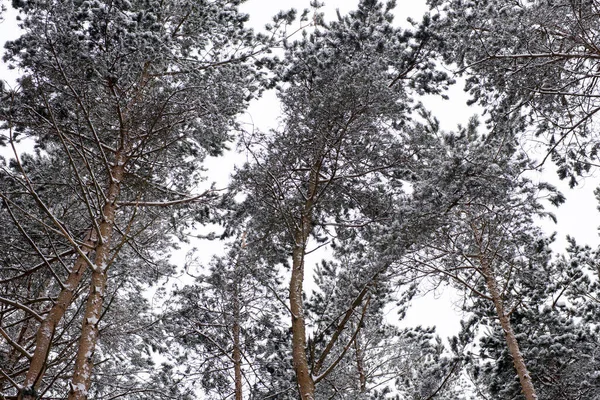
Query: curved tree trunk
xmin=481 ymin=258 xmax=538 ymax=400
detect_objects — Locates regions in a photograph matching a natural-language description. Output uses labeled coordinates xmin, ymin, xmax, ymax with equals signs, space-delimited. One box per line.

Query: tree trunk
xmin=232 ymin=275 xmax=243 ymax=400
xmin=67 ymin=267 xmax=108 ymax=400
xmin=67 ymin=156 xmax=125 ymax=400
xmin=290 ymin=235 xmax=315 ymax=400
xmin=290 ymin=163 xmax=320 ymax=400
xmin=481 ymin=259 xmax=538 ymax=400
xmin=353 ymin=332 xmax=366 ymax=393
xmin=19 ymin=234 xmax=96 ymax=400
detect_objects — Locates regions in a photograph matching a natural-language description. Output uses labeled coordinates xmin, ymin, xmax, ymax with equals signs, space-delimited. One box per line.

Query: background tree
xmin=306 ymin=254 xmax=462 ymax=400
xmin=448 ymin=236 xmax=600 ymax=400
xmin=165 ymin=234 xmax=295 ymax=400
xmin=474 ymin=238 xmax=599 ymax=399
xmin=401 ymin=118 xmax=567 ymax=400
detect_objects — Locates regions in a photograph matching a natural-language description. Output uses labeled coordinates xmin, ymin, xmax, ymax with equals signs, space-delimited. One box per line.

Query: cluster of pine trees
xmin=1 ymin=0 xmax=600 ymax=399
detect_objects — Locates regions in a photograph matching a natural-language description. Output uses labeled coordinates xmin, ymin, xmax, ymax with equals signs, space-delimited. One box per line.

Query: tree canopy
xmin=2 ymin=1 xmax=600 ymax=399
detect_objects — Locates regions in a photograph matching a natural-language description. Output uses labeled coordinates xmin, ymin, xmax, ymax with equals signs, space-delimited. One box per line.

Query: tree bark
xmin=19 ymin=234 xmax=96 ymax=400
xmin=353 ymin=332 xmax=366 ymax=393
xmin=232 ymin=274 xmax=243 ymax=400
xmin=480 ymin=258 xmax=538 ymax=400
xmin=290 ymin=235 xmax=315 ymax=400
xmin=289 ymin=163 xmax=320 ymax=400
xmin=67 ymin=156 xmax=125 ymax=400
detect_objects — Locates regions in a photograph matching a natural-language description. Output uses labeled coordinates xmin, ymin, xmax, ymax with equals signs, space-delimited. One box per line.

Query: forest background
xmin=2 ymin=0 xmax=600 ymax=399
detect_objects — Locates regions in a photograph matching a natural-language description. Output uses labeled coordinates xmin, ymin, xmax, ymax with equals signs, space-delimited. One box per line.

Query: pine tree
xmin=457 ymin=236 xmax=600 ymax=400
xmin=306 ymin=255 xmax=462 ymax=399
xmin=403 ymin=118 xmax=565 ymax=400
xmin=164 ymin=235 xmax=294 ymax=399
xmin=0 ymin=0 xmax=267 ymax=397
xmin=232 ymin=2 xmax=452 ymax=397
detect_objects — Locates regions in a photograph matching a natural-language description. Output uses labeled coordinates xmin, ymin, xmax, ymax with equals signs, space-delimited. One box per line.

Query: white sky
xmin=1 ymin=0 xmax=599 ymax=341
xmin=0 ymin=4 xmax=20 ymax=85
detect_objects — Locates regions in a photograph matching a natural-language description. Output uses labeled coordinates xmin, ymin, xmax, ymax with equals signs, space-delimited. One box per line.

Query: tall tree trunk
xmin=480 ymin=258 xmax=538 ymax=400
xmin=290 ymin=234 xmax=315 ymax=400
xmin=232 ymin=272 xmax=243 ymax=400
xmin=353 ymin=332 xmax=366 ymax=393
xmin=19 ymin=234 xmax=96 ymax=400
xmin=67 ymin=155 xmax=125 ymax=400
xmin=290 ymin=164 xmax=320 ymax=400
